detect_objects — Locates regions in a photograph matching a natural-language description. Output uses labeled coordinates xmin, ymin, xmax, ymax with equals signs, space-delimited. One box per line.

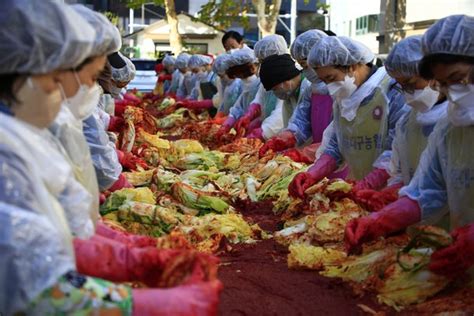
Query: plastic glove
xmin=259 ymin=130 xmax=297 ymax=157
xmin=108 ymin=116 xmax=125 ymax=133
xmin=247 ymin=127 xmax=264 ymax=140
xmin=116 ymin=150 xmax=148 ymax=171
xmin=96 ymin=222 xmax=157 ymax=248
xmin=234 ymin=104 xmax=261 ymax=134
xmin=108 ymin=173 xmax=133 ymax=192
xmin=353 ymin=168 xmax=391 ymax=191
xmin=283 ymin=143 xmax=319 ymax=164
xmin=181 ymin=99 xmax=214 ymax=110
xmin=352 ymin=182 xmax=403 ymax=212
xmin=344 ymin=196 xmax=421 ymax=253
xmin=158 ymin=74 xmax=172 ymax=82
xmin=132 ymin=281 xmax=222 ymax=316
xmin=216 ymin=116 xmax=236 ymax=140
xmin=429 ymin=223 xmax=474 ymax=278
xmin=74 ymin=235 xmax=172 ymax=287
xmin=288 ymin=153 xmax=338 ymax=199
xmin=234 ymin=116 xmax=251 ymax=135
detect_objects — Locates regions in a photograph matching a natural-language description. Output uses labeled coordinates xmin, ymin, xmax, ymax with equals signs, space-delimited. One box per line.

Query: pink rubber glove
xmin=344 ymin=196 xmax=421 ymax=253
xmin=247 ymin=127 xmax=264 ymax=140
xmin=183 ymin=99 xmax=214 ymax=110
xmin=353 ymin=168 xmax=391 ymax=191
xmin=234 ymin=104 xmax=261 ymax=134
xmin=95 ymin=222 xmax=157 ymax=248
xmin=288 ymin=153 xmax=338 ymax=199
xmin=215 ymin=116 xmax=236 ymax=140
xmin=108 ymin=173 xmax=133 ymax=192
xmin=74 ymin=235 xmax=176 ymax=287
xmin=132 ymin=281 xmax=222 ymax=316
xmin=429 ymin=223 xmax=474 ymax=278
xmin=259 ymin=130 xmax=297 ymax=157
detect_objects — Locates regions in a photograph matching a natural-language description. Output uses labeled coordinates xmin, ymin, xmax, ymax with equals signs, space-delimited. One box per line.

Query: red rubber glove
xmin=234 ymin=104 xmax=261 ymax=134
xmin=283 ymin=143 xmax=319 ymax=164
xmin=132 ymin=281 xmax=222 ymax=316
xmin=117 ymin=150 xmax=148 ymax=171
xmin=215 ymin=116 xmax=236 ymax=140
xmin=158 ymin=74 xmax=172 ymax=82
xmin=288 ymin=153 xmax=338 ymax=199
xmin=108 ymin=116 xmax=125 ymax=133
xmin=344 ymin=196 xmax=421 ymax=253
xmin=234 ymin=116 xmax=251 ymax=134
xmin=429 ymin=223 xmax=474 ymax=278
xmin=353 ymin=168 xmax=391 ymax=191
xmin=247 ymin=127 xmax=264 ymax=140
xmin=74 ymin=235 xmax=176 ymax=287
xmin=210 ymin=112 xmax=227 ymax=124
xmin=259 ymin=130 xmax=297 ymax=158
xmin=123 ymin=93 xmax=141 ymax=105
xmin=95 ymin=222 xmax=157 ymax=248
xmin=108 ymin=173 xmax=133 ymax=192
xmin=353 ymin=182 xmax=403 ymax=212
xmin=183 ymin=99 xmax=214 ymax=110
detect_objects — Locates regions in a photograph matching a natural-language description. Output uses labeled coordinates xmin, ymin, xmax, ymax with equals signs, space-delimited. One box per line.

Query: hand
xmin=344 ymin=196 xmax=421 ymax=253
xmin=118 ymin=151 xmax=148 ymax=171
xmin=429 ymin=224 xmax=474 ymax=278
xmin=234 ymin=116 xmax=251 ymax=134
xmin=108 ymin=173 xmax=133 ymax=192
xmin=247 ymin=127 xmax=264 ymax=140
xmin=259 ymin=131 xmax=296 ymax=157
xmin=353 ymin=168 xmax=390 ymax=191
xmin=288 ymin=172 xmax=317 ymax=199
xmin=108 ymin=116 xmax=125 ymax=132
xmin=158 ymin=74 xmax=172 ymax=82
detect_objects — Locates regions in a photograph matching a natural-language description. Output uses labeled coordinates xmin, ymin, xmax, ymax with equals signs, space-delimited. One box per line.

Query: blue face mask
xmin=302 ymin=67 xmax=320 ymax=84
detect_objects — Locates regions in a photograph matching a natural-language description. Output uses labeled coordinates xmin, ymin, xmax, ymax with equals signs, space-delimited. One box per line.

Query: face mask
xmin=302 ymin=68 xmax=319 ymax=84
xmin=327 ymin=74 xmax=357 ymax=101
xmin=13 ymin=77 xmax=62 ymax=128
xmin=110 ymin=85 xmax=123 ymax=99
xmin=446 ymin=84 xmax=474 ymax=126
xmin=63 ymin=72 xmax=101 ymax=120
xmin=403 ymin=87 xmax=439 ymax=113
xmin=227 ymin=48 xmax=239 ymax=54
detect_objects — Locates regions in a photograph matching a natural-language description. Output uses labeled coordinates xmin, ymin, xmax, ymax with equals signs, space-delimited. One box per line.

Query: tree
xmin=196 ymin=0 xmax=282 ymax=37
xmin=122 ymin=0 xmax=183 ymax=55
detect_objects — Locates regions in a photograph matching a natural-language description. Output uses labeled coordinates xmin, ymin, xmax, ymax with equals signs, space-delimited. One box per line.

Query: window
xmin=185 ymin=43 xmax=208 ymax=54
xmin=356 ymin=14 xmax=379 ymax=35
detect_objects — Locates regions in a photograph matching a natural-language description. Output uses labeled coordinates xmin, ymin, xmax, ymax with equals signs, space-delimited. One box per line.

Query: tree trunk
xmin=252 ymin=0 xmax=282 ymax=37
xmin=164 ymin=0 xmax=183 ymax=55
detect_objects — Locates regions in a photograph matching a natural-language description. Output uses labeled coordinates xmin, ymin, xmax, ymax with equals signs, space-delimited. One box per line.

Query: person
xmin=174 ymin=52 xmax=192 ymax=99
xmin=242 ymin=34 xmax=287 ymax=140
xmin=216 ymin=48 xmax=261 ymax=138
xmin=212 ymin=53 xmax=242 ymax=117
xmin=165 ymin=55 xmax=183 ymax=95
xmin=222 ymin=30 xmax=247 ymax=52
xmin=345 ymin=15 xmax=474 ymax=279
xmin=108 ymin=51 xmax=136 ymax=99
xmin=259 ymin=30 xmax=333 ymax=163
xmin=0 ymin=3 xmax=221 ymax=315
xmin=288 ymin=36 xmax=407 ymax=198
xmin=185 ymin=54 xmax=213 ymax=100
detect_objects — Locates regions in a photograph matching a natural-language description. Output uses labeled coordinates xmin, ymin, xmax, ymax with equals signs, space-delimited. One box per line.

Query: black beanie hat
xmin=259 ymin=54 xmax=301 ymax=90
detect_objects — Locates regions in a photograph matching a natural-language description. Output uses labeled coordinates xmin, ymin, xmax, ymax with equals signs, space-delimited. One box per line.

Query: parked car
xmin=128 ymin=59 xmax=157 ymax=92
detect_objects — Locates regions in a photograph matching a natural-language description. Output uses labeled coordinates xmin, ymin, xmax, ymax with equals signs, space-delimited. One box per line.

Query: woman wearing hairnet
xmin=353 ymin=35 xmax=449 ymax=211
xmin=236 ymin=34 xmax=286 ymax=140
xmin=157 ymin=54 xmax=175 ymax=92
xmin=176 ymin=53 xmax=195 ymax=99
xmin=108 ymin=51 xmax=136 ymax=100
xmin=186 ymin=54 xmax=214 ymax=100
xmin=288 ymin=36 xmax=407 ymax=198
xmin=211 ymin=53 xmax=242 ymax=119
xmin=0 ymin=2 xmax=219 ymax=314
xmin=216 ymin=48 xmax=261 ymax=138
xmin=259 ymin=30 xmax=334 ymax=163
xmin=345 ymin=15 xmax=474 ymax=279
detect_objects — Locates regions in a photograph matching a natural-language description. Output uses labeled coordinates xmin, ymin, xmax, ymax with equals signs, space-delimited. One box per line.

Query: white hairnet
xmin=111 ymin=52 xmax=136 ymax=83
xmin=162 ymin=55 xmax=176 ymax=68
xmin=72 ymin=5 xmax=121 ymax=56
xmin=385 ymin=35 xmax=423 ymax=77
xmin=290 ymin=29 xmax=328 ymax=61
xmin=422 ymin=14 xmax=474 ymax=57
xmin=308 ymin=36 xmax=375 ymax=68
xmin=188 ymin=55 xmax=213 ymax=68
xmin=0 ymin=0 xmax=96 ymax=74
xmin=227 ymin=48 xmax=258 ymax=68
xmin=213 ymin=54 xmax=233 ymax=75
xmin=175 ymin=53 xmax=191 ymax=69
xmin=254 ymin=34 xmax=288 ymax=62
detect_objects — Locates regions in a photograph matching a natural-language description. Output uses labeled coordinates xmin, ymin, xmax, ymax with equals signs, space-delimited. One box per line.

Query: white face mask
xmin=326 ymin=74 xmax=357 ymax=101
xmin=110 ymin=85 xmax=123 ymax=99
xmin=403 ymin=86 xmax=439 ymax=113
xmin=63 ymin=72 xmax=101 ymax=120
xmin=302 ymin=68 xmax=320 ymax=84
xmin=12 ymin=77 xmax=62 ymax=128
xmin=447 ymin=84 xmax=474 ymax=126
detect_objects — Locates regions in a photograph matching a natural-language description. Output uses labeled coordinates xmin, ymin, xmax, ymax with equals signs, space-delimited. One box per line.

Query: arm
xmin=286 ymin=86 xmax=313 ymax=145
xmin=261 ymin=101 xmax=284 ymax=140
